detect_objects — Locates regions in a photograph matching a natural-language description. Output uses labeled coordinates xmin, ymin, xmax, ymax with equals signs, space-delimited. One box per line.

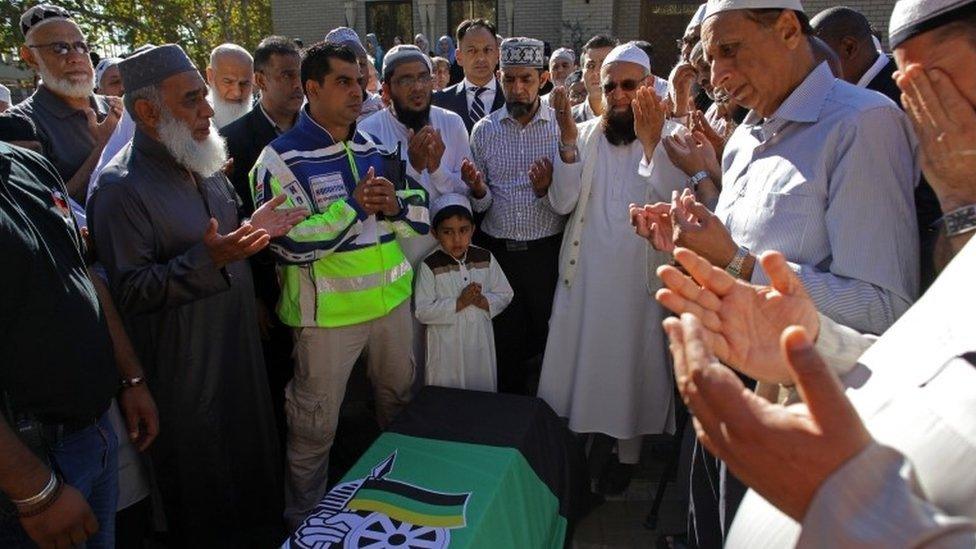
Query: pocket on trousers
xmin=284 ymin=384 xmax=329 ymax=443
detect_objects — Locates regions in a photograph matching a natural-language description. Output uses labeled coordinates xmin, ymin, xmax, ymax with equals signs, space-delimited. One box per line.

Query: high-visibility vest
xmin=251 ymin=109 xmax=429 ymax=328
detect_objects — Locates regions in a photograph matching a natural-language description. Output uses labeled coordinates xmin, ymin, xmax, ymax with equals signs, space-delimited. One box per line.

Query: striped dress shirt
xmin=716 ymin=62 xmax=920 ymax=335
xmin=470 ymin=103 xmax=566 ymax=241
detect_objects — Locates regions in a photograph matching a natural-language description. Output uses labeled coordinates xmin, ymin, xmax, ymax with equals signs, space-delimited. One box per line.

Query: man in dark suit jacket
xmin=219 ymin=36 xmax=304 ymax=443
xmin=432 ymin=18 xmax=505 ymax=134
xmin=812 ymin=6 xmax=942 ymax=289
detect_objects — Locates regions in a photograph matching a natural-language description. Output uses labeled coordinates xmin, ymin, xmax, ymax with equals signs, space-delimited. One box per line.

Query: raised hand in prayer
xmin=86 ymin=105 xmax=120 ymax=146
xmin=460 ymin=158 xmax=487 ymax=199
xmin=202 ymin=218 xmax=270 ymax=268
xmin=657 ymin=247 xmax=819 ymax=384
xmin=689 ymin=110 xmax=726 ymax=159
xmin=896 ymin=65 xmax=976 ymax=214
xmin=633 ymin=86 xmax=667 ymax=162
xmin=664 ymin=313 xmax=871 ymax=521
xmin=667 ymin=62 xmax=698 ymax=117
xmin=671 ymin=189 xmax=742 ymax=270
xmin=250 ymin=193 xmax=309 ymax=238
xmin=629 ymin=202 xmax=674 ymax=252
xmin=406 ymin=127 xmax=434 ymax=173
xmin=550 ymin=86 xmax=578 ymax=147
xmin=528 ymin=157 xmax=553 ymax=198
xmin=662 ymin=130 xmax=720 ymax=181
xmin=426 ymin=128 xmax=446 ymax=173
xmin=368 ymin=176 xmax=402 ymax=217
xmin=353 ymin=166 xmax=381 ymax=215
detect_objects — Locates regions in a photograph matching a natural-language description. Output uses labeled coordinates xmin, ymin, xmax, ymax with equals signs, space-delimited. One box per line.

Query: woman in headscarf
xmin=436 ymin=35 xmax=464 ymax=87
xmin=413 ymin=33 xmax=431 ymax=55
xmin=365 ymin=33 xmax=384 ymax=73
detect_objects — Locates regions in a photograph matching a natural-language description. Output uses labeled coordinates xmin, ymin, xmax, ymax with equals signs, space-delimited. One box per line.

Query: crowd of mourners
xmin=2 ymin=0 xmax=976 ymax=546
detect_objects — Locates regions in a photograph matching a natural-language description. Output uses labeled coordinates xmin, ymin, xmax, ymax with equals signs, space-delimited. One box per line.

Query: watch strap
xmin=942 ymin=204 xmax=976 ymax=237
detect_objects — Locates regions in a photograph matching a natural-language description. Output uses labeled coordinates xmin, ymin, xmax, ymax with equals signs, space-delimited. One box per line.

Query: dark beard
xmin=602 ymin=107 xmax=637 ymax=146
xmin=392 ymin=97 xmax=431 ymax=133
xmin=506 ymin=98 xmax=538 ymax=119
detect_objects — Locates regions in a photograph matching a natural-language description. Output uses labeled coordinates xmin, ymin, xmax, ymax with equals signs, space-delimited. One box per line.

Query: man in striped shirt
xmin=462 ymin=37 xmax=564 ymax=395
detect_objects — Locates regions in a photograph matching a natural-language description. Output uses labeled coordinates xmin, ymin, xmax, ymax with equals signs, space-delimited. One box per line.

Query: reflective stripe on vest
xmin=314 ymin=256 xmax=411 ymax=293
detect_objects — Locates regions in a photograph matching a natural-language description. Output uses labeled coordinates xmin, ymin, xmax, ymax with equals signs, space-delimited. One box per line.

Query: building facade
xmin=273 ymin=0 xmax=898 ymax=74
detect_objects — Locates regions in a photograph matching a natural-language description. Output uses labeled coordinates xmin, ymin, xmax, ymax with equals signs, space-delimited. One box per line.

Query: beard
xmin=36 ymin=57 xmax=94 ymax=99
xmin=506 ymin=97 xmax=538 ymax=119
xmin=157 ymin=107 xmax=228 ymax=177
xmin=601 ymin=105 xmax=637 ymax=146
xmin=211 ymin=94 xmax=252 ymax=128
xmin=392 ymin=96 xmax=431 ymax=133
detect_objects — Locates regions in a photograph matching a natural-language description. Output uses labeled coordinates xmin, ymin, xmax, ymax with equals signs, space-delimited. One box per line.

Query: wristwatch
xmin=942 ymin=204 xmax=976 ymax=237
xmin=725 ymin=245 xmax=750 ymax=279
xmin=688 ymin=170 xmax=710 ymax=191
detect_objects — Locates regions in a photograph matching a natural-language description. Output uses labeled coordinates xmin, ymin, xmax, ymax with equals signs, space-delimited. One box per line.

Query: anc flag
xmin=347 ymin=478 xmax=469 ymax=527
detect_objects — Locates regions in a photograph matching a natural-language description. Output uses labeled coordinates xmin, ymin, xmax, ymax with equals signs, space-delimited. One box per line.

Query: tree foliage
xmin=1 ymin=0 xmax=271 ymax=71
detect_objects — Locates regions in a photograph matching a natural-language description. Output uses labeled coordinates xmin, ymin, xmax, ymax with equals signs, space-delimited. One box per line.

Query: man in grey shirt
xmin=3 ymin=5 xmax=121 ymax=203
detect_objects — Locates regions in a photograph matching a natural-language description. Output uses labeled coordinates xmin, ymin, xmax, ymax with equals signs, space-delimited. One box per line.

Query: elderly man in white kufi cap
xmin=628 ymin=0 xmax=924 ymax=544
xmin=537 ymin=42 xmax=691 ymax=494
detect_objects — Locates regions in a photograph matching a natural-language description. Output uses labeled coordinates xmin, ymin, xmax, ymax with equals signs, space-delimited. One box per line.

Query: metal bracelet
xmin=942 ymin=204 xmax=976 ymax=237
xmin=11 ymin=471 xmax=57 ymax=506
xmin=121 ymin=376 xmax=145 ymax=389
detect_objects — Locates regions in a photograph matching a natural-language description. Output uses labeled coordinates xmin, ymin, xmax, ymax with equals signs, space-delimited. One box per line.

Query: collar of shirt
xmin=297 ymin=105 xmax=363 ymax=146
xmin=500 ymin=101 xmax=552 ymax=128
xmin=462 ymin=76 xmax=497 ymax=95
xmin=856 ymin=53 xmax=892 ymax=88
xmin=744 ymin=61 xmax=834 ymax=142
xmin=35 ymin=84 xmax=106 ymax=120
xmin=258 ymin=102 xmax=292 ymax=135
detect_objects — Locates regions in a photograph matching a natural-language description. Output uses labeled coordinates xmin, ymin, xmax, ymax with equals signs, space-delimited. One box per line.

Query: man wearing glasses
xmin=359 ymin=44 xmax=471 ymax=266
xmin=3 ymin=4 xmax=121 ymax=205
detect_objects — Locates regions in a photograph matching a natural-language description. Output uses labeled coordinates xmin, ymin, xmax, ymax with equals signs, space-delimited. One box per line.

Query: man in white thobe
xmin=538 ymin=44 xmax=688 ymax=488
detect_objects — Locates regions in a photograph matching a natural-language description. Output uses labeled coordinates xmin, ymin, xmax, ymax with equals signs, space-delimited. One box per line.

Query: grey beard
xmin=211 ymin=95 xmax=251 ymax=128
xmin=37 ymin=64 xmax=94 ymax=99
xmin=157 ymin=109 xmax=228 ymax=176
xmin=602 ymin=108 xmax=637 ymax=146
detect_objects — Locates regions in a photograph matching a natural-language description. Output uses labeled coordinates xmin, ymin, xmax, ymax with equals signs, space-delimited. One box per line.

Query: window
xmin=447 ymin=0 xmax=497 ymax=40
xmin=366 ymin=1 xmax=413 ymax=50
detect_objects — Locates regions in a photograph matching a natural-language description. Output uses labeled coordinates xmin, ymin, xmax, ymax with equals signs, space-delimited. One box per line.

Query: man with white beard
xmin=4 ymin=4 xmax=121 ymax=203
xmin=206 ymin=43 xmax=254 ymax=128
xmin=86 ymin=44 xmax=307 ymax=545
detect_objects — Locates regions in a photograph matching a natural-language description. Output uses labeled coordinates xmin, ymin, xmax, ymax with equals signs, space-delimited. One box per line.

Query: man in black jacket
xmin=432 ymin=19 xmax=505 ymax=134
xmin=219 ymin=35 xmax=304 ymax=444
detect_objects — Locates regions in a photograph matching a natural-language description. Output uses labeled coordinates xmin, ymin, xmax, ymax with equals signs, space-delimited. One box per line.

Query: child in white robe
xmin=415 ymin=193 xmax=513 ymax=391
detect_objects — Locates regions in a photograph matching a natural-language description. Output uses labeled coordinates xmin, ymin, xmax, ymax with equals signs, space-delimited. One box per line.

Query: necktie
xmin=469 ymin=86 xmax=488 ymax=122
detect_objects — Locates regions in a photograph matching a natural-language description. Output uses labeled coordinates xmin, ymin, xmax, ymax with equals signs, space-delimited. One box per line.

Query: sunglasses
xmin=601 ymin=79 xmax=641 ymax=94
xmin=28 ymin=41 xmax=90 ymax=56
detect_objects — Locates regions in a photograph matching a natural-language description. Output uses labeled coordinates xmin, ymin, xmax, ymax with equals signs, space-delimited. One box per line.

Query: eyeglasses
xmin=394 ymin=74 xmax=433 ymax=88
xmin=601 ymin=79 xmax=641 ymax=94
xmin=28 ymin=41 xmax=90 ymax=56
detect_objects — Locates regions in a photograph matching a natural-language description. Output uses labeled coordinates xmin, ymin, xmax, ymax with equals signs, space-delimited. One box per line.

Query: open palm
xmin=656 ymin=247 xmax=819 ymax=384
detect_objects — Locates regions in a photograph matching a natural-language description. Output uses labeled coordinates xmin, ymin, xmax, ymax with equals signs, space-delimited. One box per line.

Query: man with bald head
xmin=2 ymin=4 xmax=121 ymax=203
xmin=207 ymin=43 xmax=254 ymax=128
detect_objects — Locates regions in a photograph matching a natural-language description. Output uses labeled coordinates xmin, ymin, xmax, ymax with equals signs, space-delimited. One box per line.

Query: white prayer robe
xmin=415 ymin=245 xmax=514 ymax=391
xmin=537 ymin=118 xmax=688 ymax=439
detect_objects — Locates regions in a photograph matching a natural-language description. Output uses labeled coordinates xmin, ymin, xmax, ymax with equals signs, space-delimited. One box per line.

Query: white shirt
xmin=462 ymin=77 xmax=498 ymax=115
xmin=727 ymin=238 xmax=976 ymax=548
xmin=358 ymin=105 xmax=472 ymax=265
xmin=88 ymin=109 xmax=136 ymax=205
xmin=856 ymin=53 xmax=893 ymax=88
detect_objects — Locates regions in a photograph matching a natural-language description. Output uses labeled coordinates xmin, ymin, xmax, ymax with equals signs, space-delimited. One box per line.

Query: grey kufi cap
xmin=20 ymin=4 xmax=73 ymax=39
xmin=889 ymin=0 xmax=976 ymax=48
xmin=500 ymin=37 xmax=546 ymax=69
xmin=119 ymin=44 xmax=197 ymax=93
xmin=382 ymin=45 xmax=432 ymax=81
xmin=325 ymin=26 xmax=368 ymax=58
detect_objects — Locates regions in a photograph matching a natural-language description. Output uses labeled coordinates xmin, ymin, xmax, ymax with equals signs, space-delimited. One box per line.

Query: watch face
xmin=946 ymin=206 xmax=976 ymax=236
